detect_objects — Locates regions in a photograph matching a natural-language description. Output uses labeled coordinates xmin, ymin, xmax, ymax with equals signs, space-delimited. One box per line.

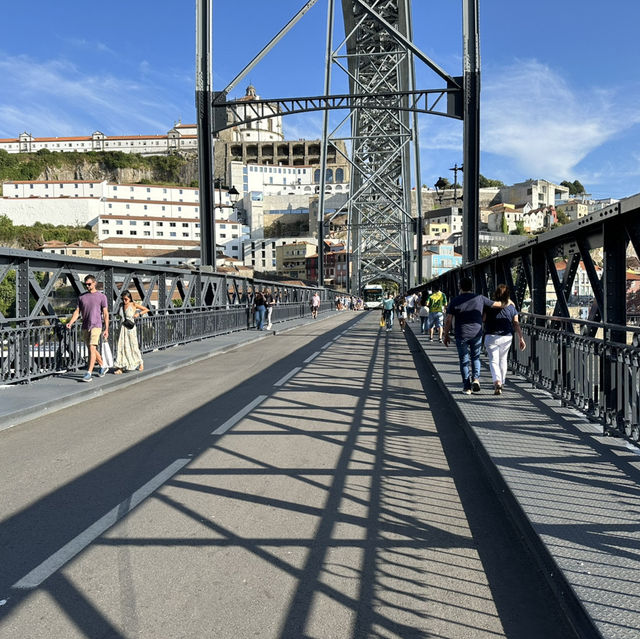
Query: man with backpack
xmin=427 ymin=283 xmax=448 ymax=342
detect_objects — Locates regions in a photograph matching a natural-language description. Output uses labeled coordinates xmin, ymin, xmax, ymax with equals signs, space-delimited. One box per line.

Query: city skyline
xmin=1 ymin=1 xmax=638 ymax=200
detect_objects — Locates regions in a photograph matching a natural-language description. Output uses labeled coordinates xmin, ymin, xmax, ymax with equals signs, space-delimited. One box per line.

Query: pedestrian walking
xmin=395 ymin=295 xmax=407 ymax=332
xmin=418 ymin=293 xmax=429 ymax=334
xmin=483 ymin=284 xmax=526 ymax=394
xmin=427 ymin=283 xmax=448 ymax=342
xmin=381 ymin=292 xmax=395 ymax=331
xmin=310 ymin=292 xmax=321 ymax=319
xmin=66 ymin=274 xmax=109 ymax=382
xmin=265 ymin=290 xmax=275 ymax=330
xmin=254 ymin=290 xmax=267 ymax=329
xmin=405 ymin=292 xmax=416 ymax=322
xmin=113 ymin=291 xmax=149 ymax=374
xmin=442 ymin=277 xmax=506 ymax=395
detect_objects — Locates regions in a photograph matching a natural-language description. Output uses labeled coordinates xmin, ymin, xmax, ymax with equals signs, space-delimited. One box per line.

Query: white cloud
xmin=0 ymin=53 xmax=193 ymax=137
xmin=481 ymin=60 xmax=640 ymax=180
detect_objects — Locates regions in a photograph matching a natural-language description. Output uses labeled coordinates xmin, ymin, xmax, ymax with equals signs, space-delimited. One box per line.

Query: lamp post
xmin=434 ymin=177 xmax=448 ymax=205
xmin=449 ymin=163 xmax=463 ymax=205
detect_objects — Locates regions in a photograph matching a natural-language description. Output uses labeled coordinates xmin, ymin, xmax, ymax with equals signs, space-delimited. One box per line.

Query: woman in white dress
xmin=114 ymin=292 xmax=149 ymax=374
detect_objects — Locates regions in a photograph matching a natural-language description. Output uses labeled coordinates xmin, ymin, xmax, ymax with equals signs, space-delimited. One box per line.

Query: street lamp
xmin=434 ymin=177 xmax=448 ymax=205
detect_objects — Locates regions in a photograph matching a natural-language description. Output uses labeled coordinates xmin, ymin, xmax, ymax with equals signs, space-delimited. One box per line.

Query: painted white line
xmin=12 ymin=458 xmax=190 ymax=590
xmin=321 ymin=341 xmax=333 ymax=350
xmin=211 ymin=395 xmax=267 ymax=435
xmin=273 ymin=367 xmax=301 ymax=388
xmin=304 ymin=351 xmax=320 ymax=364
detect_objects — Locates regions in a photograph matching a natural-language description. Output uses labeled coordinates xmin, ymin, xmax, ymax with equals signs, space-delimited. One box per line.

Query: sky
xmin=1 ymin=0 xmax=639 ymax=200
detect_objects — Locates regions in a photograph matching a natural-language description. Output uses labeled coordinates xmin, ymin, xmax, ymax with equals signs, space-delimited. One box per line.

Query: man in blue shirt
xmin=443 ymin=277 xmax=505 ymax=394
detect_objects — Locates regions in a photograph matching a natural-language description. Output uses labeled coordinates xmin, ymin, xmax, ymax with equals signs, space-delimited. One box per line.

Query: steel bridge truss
xmin=200 ymin=0 xmax=478 ymax=288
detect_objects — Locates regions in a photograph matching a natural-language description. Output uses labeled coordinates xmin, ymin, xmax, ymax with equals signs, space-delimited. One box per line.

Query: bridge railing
xmin=0 ymin=248 xmax=338 ymax=384
xmin=0 ymin=300 xmax=335 ymax=384
xmin=510 ymin=313 xmax=640 ymax=442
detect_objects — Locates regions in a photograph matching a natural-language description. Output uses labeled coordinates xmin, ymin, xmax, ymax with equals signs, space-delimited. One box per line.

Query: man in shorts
xmin=427 ymin=283 xmax=448 ymax=342
xmin=66 ymin=274 xmax=109 ymax=381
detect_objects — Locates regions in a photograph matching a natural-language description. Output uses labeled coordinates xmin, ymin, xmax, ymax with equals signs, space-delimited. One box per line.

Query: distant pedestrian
xmin=66 ymin=274 xmax=109 ymax=382
xmin=418 ymin=293 xmax=429 ymax=334
xmin=405 ymin=293 xmax=416 ymax=322
xmin=254 ymin=290 xmax=267 ymax=329
xmin=265 ymin=290 xmax=275 ymax=330
xmin=382 ymin=292 xmax=394 ymax=331
xmin=427 ymin=283 xmax=448 ymax=342
xmin=395 ymin=295 xmax=407 ymax=332
xmin=113 ymin=291 xmax=149 ymax=374
xmin=483 ymin=284 xmax=526 ymax=395
xmin=311 ymin=292 xmax=321 ymax=319
xmin=442 ymin=277 xmax=506 ymax=395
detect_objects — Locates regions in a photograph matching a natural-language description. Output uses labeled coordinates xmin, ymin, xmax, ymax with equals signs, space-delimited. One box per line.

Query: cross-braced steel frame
xmin=197 ymin=0 xmax=480 ymax=289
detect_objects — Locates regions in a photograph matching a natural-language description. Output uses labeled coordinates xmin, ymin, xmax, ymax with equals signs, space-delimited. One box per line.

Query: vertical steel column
xmin=603 ymin=218 xmax=627 ymax=339
xmin=317 ymin=0 xmax=336 ymax=287
xmin=531 ymin=246 xmax=547 ymax=315
xmin=462 ymin=0 xmax=480 ymax=264
xmin=196 ymin=0 xmax=216 ymax=269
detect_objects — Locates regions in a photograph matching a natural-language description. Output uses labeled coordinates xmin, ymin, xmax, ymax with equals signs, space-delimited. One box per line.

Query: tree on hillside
xmin=560 ymin=179 xmax=586 ymax=195
xmin=479 ymin=174 xmax=505 ymax=188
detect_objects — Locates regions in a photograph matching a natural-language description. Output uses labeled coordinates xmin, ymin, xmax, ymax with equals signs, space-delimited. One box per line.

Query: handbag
xmin=380 ymin=316 xmax=385 ymax=328
xmin=122 ymin=318 xmax=135 ymax=329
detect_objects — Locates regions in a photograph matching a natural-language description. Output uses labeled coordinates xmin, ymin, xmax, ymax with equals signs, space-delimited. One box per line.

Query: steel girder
xmin=338 ymin=0 xmax=415 ymax=290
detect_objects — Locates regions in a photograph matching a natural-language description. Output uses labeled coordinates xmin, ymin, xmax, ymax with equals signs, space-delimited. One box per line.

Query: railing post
xmin=16 ymin=259 xmax=30 ymax=380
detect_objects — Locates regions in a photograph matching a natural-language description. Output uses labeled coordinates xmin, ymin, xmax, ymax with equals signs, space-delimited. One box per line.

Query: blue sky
xmin=1 ymin=1 xmax=639 ymax=199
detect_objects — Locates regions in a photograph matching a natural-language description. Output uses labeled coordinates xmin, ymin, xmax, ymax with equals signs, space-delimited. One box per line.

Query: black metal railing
xmin=510 ymin=313 xmax=640 ymax=443
xmin=0 ymin=300 xmax=336 ymax=384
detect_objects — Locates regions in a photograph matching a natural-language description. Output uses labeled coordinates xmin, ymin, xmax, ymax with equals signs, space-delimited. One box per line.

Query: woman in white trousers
xmin=483 ymin=284 xmax=526 ymax=395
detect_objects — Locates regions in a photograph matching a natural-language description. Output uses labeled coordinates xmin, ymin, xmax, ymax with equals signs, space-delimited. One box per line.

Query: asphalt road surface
xmin=0 ymin=312 xmax=577 ymax=638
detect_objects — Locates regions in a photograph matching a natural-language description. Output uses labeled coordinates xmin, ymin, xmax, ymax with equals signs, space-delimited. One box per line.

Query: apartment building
xmin=275 ymin=241 xmax=318 ymax=280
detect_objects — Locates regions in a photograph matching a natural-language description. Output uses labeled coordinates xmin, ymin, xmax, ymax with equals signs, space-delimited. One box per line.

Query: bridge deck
xmin=0 ymin=312 xmax=637 ymax=638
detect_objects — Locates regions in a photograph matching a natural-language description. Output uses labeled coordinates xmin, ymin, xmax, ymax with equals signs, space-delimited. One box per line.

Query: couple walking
xmin=443 ymin=277 xmax=525 ymax=395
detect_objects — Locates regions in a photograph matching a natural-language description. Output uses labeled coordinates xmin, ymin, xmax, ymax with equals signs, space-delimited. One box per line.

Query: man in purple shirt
xmin=443 ymin=277 xmax=504 ymax=395
xmin=66 ymin=274 xmax=109 ymax=381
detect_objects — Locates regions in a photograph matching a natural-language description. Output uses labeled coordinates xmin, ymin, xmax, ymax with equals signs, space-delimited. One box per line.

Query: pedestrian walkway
xmin=0 ymin=312 xmax=334 ymax=432
xmin=409 ymin=322 xmax=640 ymax=639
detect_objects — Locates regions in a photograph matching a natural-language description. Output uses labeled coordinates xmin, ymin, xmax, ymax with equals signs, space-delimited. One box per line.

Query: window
xmin=125 ymin=204 xmax=130 ymax=210
xmin=102 ymin=219 xmax=109 ymax=224
xmin=157 ymin=232 xmax=164 ymax=237
xmin=143 ymin=221 xmax=150 ymax=226
xmin=170 ymin=232 xmax=177 ymax=237
xmin=116 ymin=220 xmax=123 ymax=225
xmin=131 ymin=231 xmax=137 ymax=236
xmin=158 ymin=222 xmax=163 ymax=227
xmin=75 ymin=184 xmax=79 ymax=189
xmin=144 ymin=231 xmax=151 ymax=236
xmin=169 ymin=222 xmax=176 ymax=227
xmin=182 ymin=233 xmax=188 ymax=237
xmin=116 ymin=230 xmax=123 ymax=235
xmin=130 ymin=221 xmax=137 ymax=226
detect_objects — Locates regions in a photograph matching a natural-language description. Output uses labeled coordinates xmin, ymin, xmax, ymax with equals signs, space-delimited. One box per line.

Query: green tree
xmin=501 ymin=213 xmax=508 ymax=234
xmin=556 ymin=208 xmax=570 ymax=225
xmin=479 ymin=174 xmax=505 ymax=188
xmin=560 ymin=179 xmax=586 ymax=196
xmin=513 ymin=220 xmax=526 ymax=235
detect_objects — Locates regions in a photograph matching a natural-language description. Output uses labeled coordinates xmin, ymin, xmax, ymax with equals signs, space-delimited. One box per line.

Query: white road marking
xmin=273 ymin=367 xmax=301 ymax=387
xmin=12 ymin=458 xmax=190 ymax=590
xmin=321 ymin=341 xmax=332 ymax=350
xmin=304 ymin=351 xmax=320 ymax=364
xmin=211 ymin=395 xmax=267 ymax=435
